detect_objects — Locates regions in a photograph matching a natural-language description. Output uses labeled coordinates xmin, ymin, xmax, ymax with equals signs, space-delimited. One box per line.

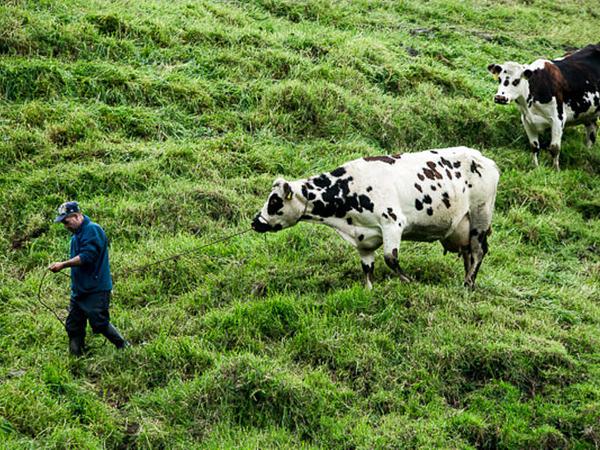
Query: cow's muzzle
xmin=251 ymin=214 xmax=273 ymax=233
xmin=494 ymin=95 xmax=509 ymax=105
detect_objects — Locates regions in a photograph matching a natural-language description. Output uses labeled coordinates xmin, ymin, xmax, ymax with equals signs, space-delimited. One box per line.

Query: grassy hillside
xmin=1 ymin=0 xmax=599 ymax=447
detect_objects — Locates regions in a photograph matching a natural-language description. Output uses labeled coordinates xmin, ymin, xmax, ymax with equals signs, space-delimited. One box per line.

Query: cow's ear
xmin=283 ymin=182 xmax=293 ymax=200
xmin=487 ymin=63 xmax=501 ymax=76
xmin=522 ymin=69 xmax=533 ymax=79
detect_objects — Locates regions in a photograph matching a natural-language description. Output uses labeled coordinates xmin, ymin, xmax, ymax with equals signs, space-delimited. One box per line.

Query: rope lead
xmin=37 ymin=228 xmax=253 ymax=327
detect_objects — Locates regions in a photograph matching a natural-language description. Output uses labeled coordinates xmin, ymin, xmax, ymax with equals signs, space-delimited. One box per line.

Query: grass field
xmin=1 ymin=0 xmax=599 ymax=447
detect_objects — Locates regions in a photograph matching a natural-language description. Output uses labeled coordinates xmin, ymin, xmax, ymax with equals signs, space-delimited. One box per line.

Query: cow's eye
xmin=512 ymin=78 xmax=520 ymax=86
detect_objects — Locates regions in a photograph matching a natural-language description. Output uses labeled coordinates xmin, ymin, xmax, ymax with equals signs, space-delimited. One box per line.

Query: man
xmin=48 ymin=201 xmax=128 ymax=356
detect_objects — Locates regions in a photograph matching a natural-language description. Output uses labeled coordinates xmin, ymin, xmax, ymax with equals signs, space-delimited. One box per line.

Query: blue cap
xmin=54 ymin=201 xmax=81 ymax=223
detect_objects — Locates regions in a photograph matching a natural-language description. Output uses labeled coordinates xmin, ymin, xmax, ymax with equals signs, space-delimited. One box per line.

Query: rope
xmin=36 ymin=270 xmax=66 ymax=327
xmin=37 ymin=228 xmax=252 ymax=327
xmin=117 ymin=228 xmax=251 ymax=278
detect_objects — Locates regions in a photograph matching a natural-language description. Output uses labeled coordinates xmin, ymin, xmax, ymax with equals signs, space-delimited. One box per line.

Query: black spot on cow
xmin=417 ymin=173 xmax=425 ymax=181
xmin=470 ymin=160 xmax=482 ymax=177
xmin=382 ymin=213 xmax=389 ymax=219
xmin=358 ymin=234 xmax=364 ymax=241
xmin=313 ymin=174 xmax=332 ymax=188
xmin=306 ymin=182 xmax=315 ymax=190
xmin=387 ymin=208 xmax=397 ymax=221
xmin=310 ymin=175 xmax=367 ymax=218
xmin=442 ymin=197 xmax=451 ymax=208
xmin=470 ymin=228 xmax=478 ymax=237
xmin=366 ymin=186 xmax=373 ymax=192
xmin=445 ymin=169 xmax=452 ymax=179
xmin=330 ymin=167 xmax=346 ymax=177
xmin=311 ymin=200 xmax=330 ymax=217
xmin=267 ymin=194 xmax=284 ymax=216
xmin=440 ymin=157 xmax=453 ymax=168
xmin=415 ymin=199 xmax=423 ymax=210
xmin=557 ymin=101 xmax=564 ymax=121
xmin=308 ymin=192 xmax=316 ymax=200
xmin=455 ymin=171 xmax=461 ymax=178
xmin=423 ymin=163 xmax=443 ymax=180
xmin=423 ymin=194 xmax=432 ymax=204
xmin=426 ymin=207 xmax=433 ymax=216
xmin=430 ymin=150 xmax=439 ymax=154
xmin=430 ymin=185 xmax=437 ymax=191
xmin=359 ymin=195 xmax=375 ymax=212
xmin=414 ymin=183 xmax=422 ymax=192
xmin=453 ymin=161 xmax=461 ymax=168
xmin=364 ymin=155 xmax=396 ymax=164
xmin=347 ymin=217 xmax=353 ymax=225
xmin=468 ymin=183 xmax=473 ymax=188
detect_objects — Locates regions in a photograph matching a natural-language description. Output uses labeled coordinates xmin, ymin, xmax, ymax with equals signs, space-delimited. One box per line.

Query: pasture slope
xmin=1 ymin=0 xmax=599 ymax=448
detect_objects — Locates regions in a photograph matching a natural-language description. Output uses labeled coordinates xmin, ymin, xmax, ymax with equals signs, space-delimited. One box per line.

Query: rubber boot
xmin=69 ymin=335 xmax=85 ymax=356
xmin=101 ymin=323 xmax=129 ymax=349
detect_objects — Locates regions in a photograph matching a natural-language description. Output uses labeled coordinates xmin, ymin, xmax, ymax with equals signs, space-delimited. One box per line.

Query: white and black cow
xmin=488 ymin=44 xmax=600 ymax=170
xmin=252 ymin=147 xmax=499 ymax=289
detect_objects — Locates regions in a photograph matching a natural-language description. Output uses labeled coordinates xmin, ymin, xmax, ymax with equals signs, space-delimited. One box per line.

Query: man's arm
xmin=48 ymin=256 xmax=82 ymax=272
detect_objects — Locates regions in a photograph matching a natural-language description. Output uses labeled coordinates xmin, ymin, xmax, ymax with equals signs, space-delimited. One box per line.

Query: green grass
xmin=1 ymin=0 xmax=600 ymax=447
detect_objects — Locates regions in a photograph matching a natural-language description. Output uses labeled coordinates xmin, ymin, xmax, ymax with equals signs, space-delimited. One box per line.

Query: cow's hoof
xmin=463 ymin=280 xmax=475 ymax=290
xmin=398 ymin=273 xmax=412 ymax=283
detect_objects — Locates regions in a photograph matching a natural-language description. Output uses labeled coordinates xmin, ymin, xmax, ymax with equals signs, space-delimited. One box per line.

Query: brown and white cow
xmin=489 ymin=44 xmax=600 ymax=170
xmin=252 ymin=147 xmax=499 ymax=289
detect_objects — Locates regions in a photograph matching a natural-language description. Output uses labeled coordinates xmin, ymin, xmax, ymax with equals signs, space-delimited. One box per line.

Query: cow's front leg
xmin=549 ymin=119 xmax=564 ymax=171
xmin=358 ymin=249 xmax=375 ymax=290
xmin=521 ymin=114 xmax=541 ymax=167
xmin=585 ymin=121 xmax=597 ymax=148
xmin=382 ymin=227 xmax=411 ymax=283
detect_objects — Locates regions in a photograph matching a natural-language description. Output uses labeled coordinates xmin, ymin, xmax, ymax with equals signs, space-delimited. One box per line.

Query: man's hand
xmin=48 ymin=262 xmax=65 ymax=273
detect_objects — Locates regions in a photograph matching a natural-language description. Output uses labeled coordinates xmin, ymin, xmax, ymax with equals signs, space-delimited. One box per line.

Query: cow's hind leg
xmin=585 ymin=121 xmax=597 ymax=148
xmin=359 ymin=249 xmax=375 ymax=290
xmin=461 ymin=245 xmax=472 ymax=281
xmin=464 ymin=207 xmax=493 ymax=289
xmin=382 ymin=226 xmax=411 ymax=282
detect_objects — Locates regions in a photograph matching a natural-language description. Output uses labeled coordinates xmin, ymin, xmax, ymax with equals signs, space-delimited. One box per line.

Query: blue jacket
xmin=70 ymin=216 xmax=113 ymax=295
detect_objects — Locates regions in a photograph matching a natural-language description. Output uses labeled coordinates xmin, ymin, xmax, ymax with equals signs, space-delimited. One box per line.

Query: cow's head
xmin=487 ymin=62 xmax=531 ymax=104
xmin=252 ymin=178 xmax=305 ymax=233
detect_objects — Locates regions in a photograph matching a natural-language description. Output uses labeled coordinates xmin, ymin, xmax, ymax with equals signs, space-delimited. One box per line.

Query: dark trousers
xmin=65 ymin=290 xmax=111 ymax=338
